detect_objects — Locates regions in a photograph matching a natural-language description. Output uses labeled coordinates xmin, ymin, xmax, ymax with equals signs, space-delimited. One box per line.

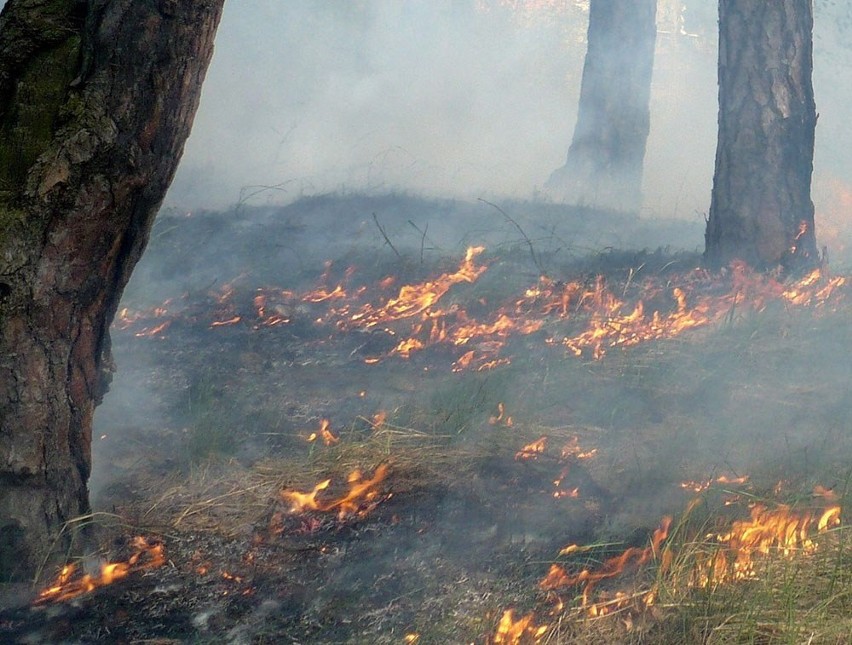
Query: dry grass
xmin=84 ymin=238 xmax=852 ymax=642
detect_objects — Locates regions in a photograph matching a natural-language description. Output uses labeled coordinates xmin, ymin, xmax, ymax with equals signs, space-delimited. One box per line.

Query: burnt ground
xmin=3 ymin=194 xmax=852 ymax=643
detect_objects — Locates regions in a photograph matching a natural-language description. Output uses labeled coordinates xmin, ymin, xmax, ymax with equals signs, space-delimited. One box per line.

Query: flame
xmin=552 ymin=487 xmax=580 ymax=499
xmin=134 ymin=321 xmax=171 ymax=338
xmin=789 ymin=220 xmax=810 ymax=254
xmin=348 ymin=246 xmax=487 ymax=328
xmin=303 ymin=284 xmax=348 ymax=303
xmin=370 ymin=410 xmax=388 ymax=428
xmin=492 ymin=609 xmax=548 ymax=644
xmin=453 ymin=350 xmax=477 ymax=372
xmin=560 ymin=436 xmax=597 ymax=460
xmin=680 ymin=474 xmax=749 ymax=494
xmin=515 ymin=436 xmax=547 ymax=461
xmin=116 ymin=245 xmax=848 ymax=370
xmin=281 ymin=464 xmax=389 ymax=520
xmin=319 ymin=420 xmax=338 ymax=445
xmin=210 ymin=315 xmax=241 ymax=327
xmin=304 ymin=420 xmax=340 ymax=446
xmin=489 ymin=402 xmax=514 ymax=426
xmin=540 ymin=517 xmax=672 ymax=616
xmin=692 ymin=502 xmax=842 ymax=588
xmin=537 ymin=495 xmax=842 ymax=624
xmin=35 ymin=537 xmax=165 ymax=605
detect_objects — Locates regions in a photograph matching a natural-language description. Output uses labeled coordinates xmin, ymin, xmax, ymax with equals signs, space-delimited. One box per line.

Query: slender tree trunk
xmin=0 ymin=0 xmax=223 ymax=581
xmin=705 ymin=0 xmax=818 ymax=271
xmin=546 ymin=0 xmax=657 ymax=213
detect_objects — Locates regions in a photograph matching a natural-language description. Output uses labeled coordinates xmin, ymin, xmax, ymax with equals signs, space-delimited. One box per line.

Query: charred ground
xmin=3 ymin=194 xmax=852 ymax=644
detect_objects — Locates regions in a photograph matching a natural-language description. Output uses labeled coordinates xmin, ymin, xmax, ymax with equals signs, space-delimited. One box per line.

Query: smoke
xmin=160 ymin=1 xmax=851 ymax=255
xmin=168 ymin=1 xmax=584 ymax=208
xmin=165 ymin=1 xmax=717 ymax=220
xmin=81 ymin=1 xmax=852 ymax=504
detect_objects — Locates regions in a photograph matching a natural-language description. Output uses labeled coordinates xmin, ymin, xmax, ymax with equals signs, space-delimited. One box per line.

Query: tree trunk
xmin=0 ymin=0 xmax=223 ymax=581
xmin=704 ymin=0 xmax=818 ymax=271
xmin=546 ymin=0 xmax=657 ymax=213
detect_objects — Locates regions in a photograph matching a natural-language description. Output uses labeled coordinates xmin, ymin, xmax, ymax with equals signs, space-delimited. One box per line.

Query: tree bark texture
xmin=546 ymin=0 xmax=657 ymax=213
xmin=0 ymin=0 xmax=223 ymax=581
xmin=705 ymin=0 xmax=818 ymax=271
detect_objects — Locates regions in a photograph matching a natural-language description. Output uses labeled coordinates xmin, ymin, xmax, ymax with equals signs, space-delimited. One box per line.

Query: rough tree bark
xmin=705 ymin=0 xmax=818 ymax=271
xmin=0 ymin=0 xmax=224 ymax=581
xmin=546 ymin=0 xmax=657 ymax=213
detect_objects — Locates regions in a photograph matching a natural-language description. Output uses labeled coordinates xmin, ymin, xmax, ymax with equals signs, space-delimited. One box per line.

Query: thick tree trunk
xmin=705 ymin=0 xmax=818 ymax=271
xmin=546 ymin=0 xmax=657 ymax=213
xmin=0 ymin=0 xmax=223 ymax=581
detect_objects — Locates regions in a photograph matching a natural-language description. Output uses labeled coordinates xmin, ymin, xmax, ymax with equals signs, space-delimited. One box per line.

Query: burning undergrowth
xmin=5 ymin=195 xmax=852 ymax=643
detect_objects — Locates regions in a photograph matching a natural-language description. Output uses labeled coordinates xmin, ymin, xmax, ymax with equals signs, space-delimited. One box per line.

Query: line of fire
xmin=3 ymin=1 xmax=852 ymax=644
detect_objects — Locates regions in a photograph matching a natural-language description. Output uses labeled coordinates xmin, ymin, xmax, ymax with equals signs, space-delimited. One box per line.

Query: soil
xmin=2 ymin=193 xmax=850 ymax=644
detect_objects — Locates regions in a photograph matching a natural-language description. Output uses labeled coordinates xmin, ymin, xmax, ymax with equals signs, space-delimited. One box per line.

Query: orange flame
xmin=281 ymin=464 xmax=389 ymax=520
xmin=116 ymin=246 xmax=848 ymax=370
xmin=539 ymin=496 xmax=842 ymax=622
xmin=370 ymin=410 xmax=388 ymax=429
xmin=303 ymin=284 xmax=348 ymax=303
xmin=134 ymin=321 xmax=171 ymax=338
xmin=489 ymin=402 xmax=514 ymax=426
xmin=320 ymin=419 xmax=339 ymax=446
xmin=35 ymin=537 xmax=165 ymax=605
xmin=540 ymin=517 xmax=672 ymax=617
xmin=492 ymin=609 xmax=548 ymax=644
xmin=560 ymin=436 xmax=597 ymax=460
xmin=692 ymin=503 xmax=842 ymax=588
xmin=349 ymin=246 xmax=487 ymax=329
xmin=210 ymin=315 xmax=241 ymax=327
xmin=515 ymin=436 xmax=547 ymax=461
xmin=680 ymin=474 xmax=749 ymax=494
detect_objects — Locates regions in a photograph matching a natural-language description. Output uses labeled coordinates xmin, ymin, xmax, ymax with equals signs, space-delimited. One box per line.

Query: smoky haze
xmin=75 ymin=4 xmax=852 ymax=639
xmin=163 ymin=0 xmax=852 ymax=261
xmin=169 ymin=1 xmax=584 ymax=206
xmin=166 ymin=1 xmax=710 ymax=219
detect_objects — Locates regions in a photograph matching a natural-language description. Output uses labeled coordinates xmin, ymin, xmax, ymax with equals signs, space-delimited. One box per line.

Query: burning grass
xmin=113 ymin=233 xmax=848 ymax=375
xmin=17 ymin=198 xmax=852 ymax=643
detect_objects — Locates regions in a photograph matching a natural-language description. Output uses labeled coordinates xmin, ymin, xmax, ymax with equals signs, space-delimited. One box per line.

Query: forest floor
xmin=3 ymin=193 xmax=852 ymax=644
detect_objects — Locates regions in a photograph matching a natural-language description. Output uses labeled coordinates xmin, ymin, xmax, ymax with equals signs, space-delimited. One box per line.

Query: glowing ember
xmin=35 ymin=537 xmax=165 ymax=605
xmin=552 ymin=487 xmax=580 ymax=499
xmin=492 ymin=609 xmax=548 ymax=644
xmin=281 ymin=464 xmax=389 ymax=520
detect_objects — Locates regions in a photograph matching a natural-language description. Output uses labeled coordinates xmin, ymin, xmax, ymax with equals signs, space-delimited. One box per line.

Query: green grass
xmin=180 ymin=375 xmax=239 ymax=462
